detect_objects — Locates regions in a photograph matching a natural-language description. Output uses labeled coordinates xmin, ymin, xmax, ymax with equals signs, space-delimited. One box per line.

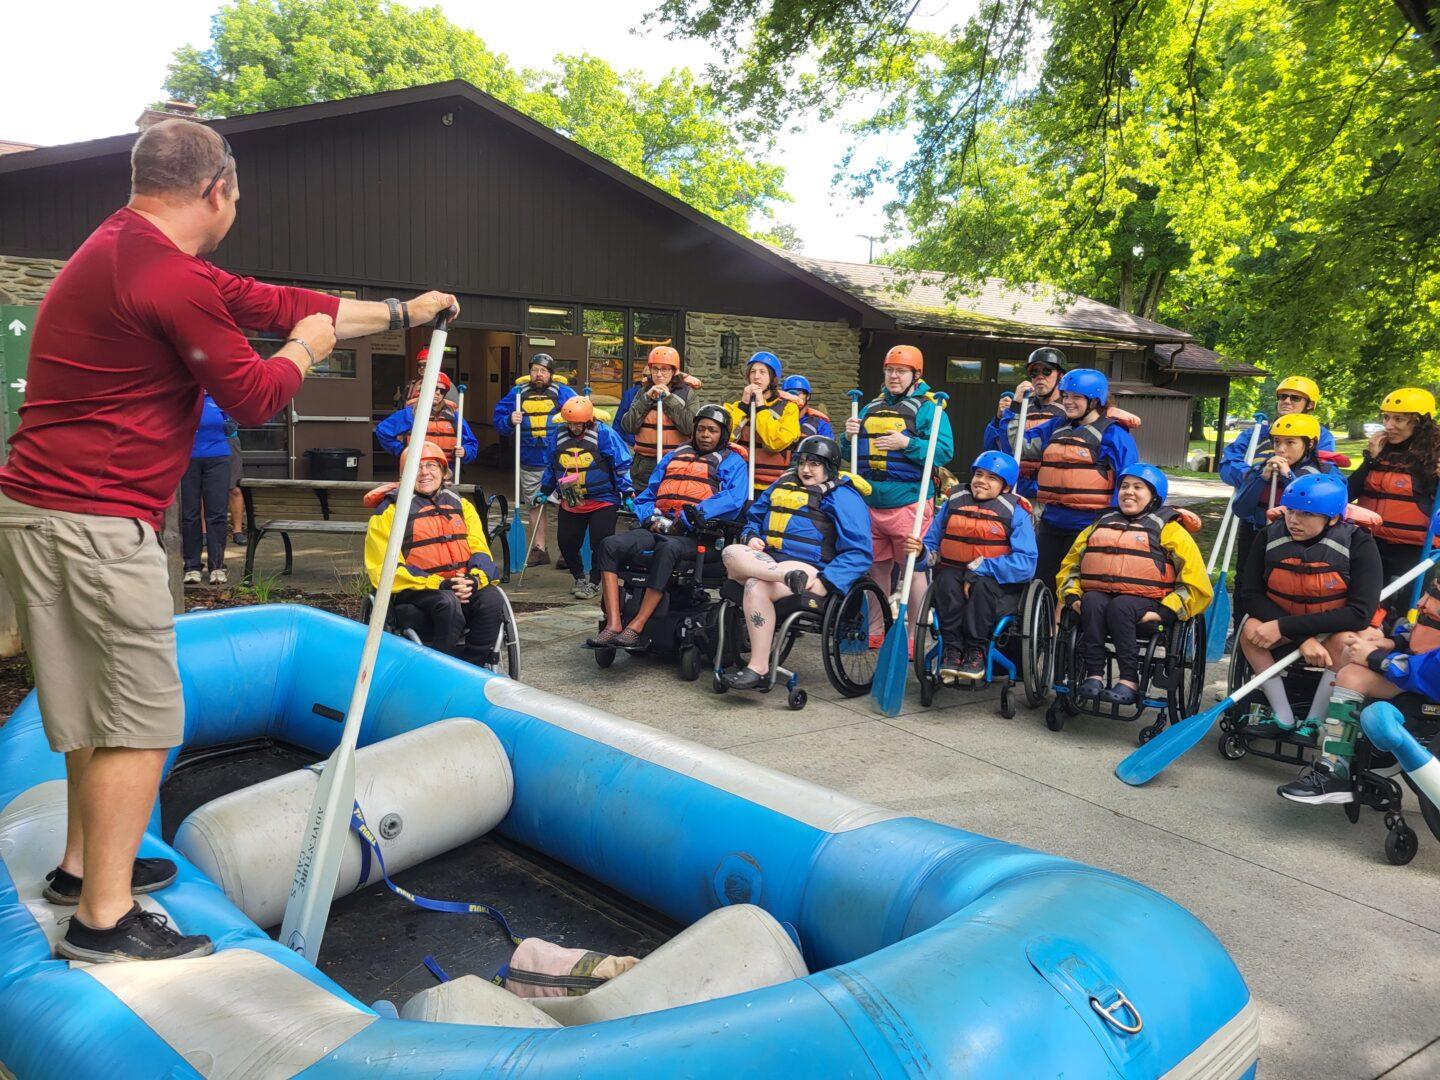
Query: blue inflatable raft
xmin=0 ymin=605 xmax=1259 ymax=1077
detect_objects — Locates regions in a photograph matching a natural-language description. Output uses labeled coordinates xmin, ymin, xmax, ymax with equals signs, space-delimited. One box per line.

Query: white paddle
xmin=747 ymin=399 xmax=757 ymax=495
xmin=453 ymin=382 xmax=466 ymax=486
xmin=279 ymin=307 xmax=455 ymax=962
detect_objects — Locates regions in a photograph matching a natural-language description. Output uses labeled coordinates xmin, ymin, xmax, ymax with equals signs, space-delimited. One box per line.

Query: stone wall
xmin=684 ymin=311 xmax=861 ymax=418
xmin=0 ymin=255 xmax=65 ymax=305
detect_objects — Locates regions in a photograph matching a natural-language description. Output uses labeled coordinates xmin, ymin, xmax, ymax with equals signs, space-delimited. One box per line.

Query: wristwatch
xmin=385 ymin=298 xmax=410 ymax=331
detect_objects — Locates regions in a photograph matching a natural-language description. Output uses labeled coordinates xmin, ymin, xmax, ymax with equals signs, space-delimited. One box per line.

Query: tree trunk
xmin=1117 ymin=258 xmax=1134 ymax=313
xmin=1190 ymin=398 xmax=1206 ymax=440
xmin=1347 ymin=416 xmax=1367 ymax=439
xmin=1139 ymin=269 xmax=1168 ymax=320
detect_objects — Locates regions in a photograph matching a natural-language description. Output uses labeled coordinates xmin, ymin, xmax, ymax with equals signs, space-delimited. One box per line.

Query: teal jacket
xmin=836 ymin=380 xmax=954 ymax=509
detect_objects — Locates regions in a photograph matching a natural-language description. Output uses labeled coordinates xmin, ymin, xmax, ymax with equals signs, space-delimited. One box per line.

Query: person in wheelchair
xmin=1056 ymin=464 xmax=1211 ymax=707
xmin=719 ymin=436 xmax=873 ymax=691
xmin=363 ymin=440 xmax=504 ymax=666
xmin=587 ymin=405 xmax=749 ymax=649
xmin=903 ymin=450 xmax=1036 ymax=684
xmin=1235 ymin=474 xmax=1383 ymax=799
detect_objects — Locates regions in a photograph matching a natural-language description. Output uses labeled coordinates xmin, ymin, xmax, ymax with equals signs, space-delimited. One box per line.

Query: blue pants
xmin=181 ymin=455 xmax=230 ymax=572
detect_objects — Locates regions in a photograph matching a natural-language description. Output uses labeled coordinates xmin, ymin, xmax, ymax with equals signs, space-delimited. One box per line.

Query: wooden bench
xmin=240 ymin=479 xmax=512 ymax=584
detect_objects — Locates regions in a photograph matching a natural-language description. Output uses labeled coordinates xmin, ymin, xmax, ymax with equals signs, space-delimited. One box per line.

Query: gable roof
xmin=0 ymin=81 xmax=894 ymax=329
xmin=1154 ymin=341 xmax=1264 ymax=379
xmin=766 ymin=248 xmax=1193 ymax=346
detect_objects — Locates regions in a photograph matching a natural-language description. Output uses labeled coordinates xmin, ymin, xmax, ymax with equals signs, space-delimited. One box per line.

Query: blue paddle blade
xmin=869 ymin=604 xmax=911 ymax=717
xmin=507 ymin=514 xmax=528 ymax=574
xmin=580 ymin=532 xmax=593 ymax=576
xmin=1203 ymin=571 xmax=1230 ymax=663
xmin=1115 ymin=698 xmax=1232 ymax=786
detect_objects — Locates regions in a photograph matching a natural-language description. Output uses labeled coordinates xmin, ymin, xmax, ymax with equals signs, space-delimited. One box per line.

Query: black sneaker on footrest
xmin=1278 ymin=761 xmax=1354 ymax=805
xmin=56 ymin=903 xmax=214 ymax=963
xmin=44 ymin=857 xmax=178 ymax=905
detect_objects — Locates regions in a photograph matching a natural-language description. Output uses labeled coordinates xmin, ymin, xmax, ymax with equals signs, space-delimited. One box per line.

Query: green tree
xmin=656 ymin=1 xmax=1440 ymax=422
xmin=166 ymin=0 xmax=787 ymax=234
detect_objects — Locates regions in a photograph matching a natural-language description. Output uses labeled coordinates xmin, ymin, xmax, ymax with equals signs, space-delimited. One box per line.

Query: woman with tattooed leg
xmin=719 ymin=436 xmax=874 ymax=690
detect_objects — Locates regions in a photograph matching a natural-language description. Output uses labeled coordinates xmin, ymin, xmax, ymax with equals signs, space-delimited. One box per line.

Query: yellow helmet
xmin=1270 ymin=413 xmax=1320 ymax=441
xmin=1381 ymin=387 xmax=1436 ymax=418
xmin=1276 ymin=376 xmax=1319 ymax=406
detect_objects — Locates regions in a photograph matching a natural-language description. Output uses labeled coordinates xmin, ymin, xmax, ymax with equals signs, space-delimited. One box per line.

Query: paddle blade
xmin=278 ymin=746 xmax=356 ymax=960
xmin=507 ymin=513 xmax=528 ymax=574
xmin=1115 ymin=699 xmax=1230 ymax=786
xmin=580 ymin=531 xmax=593 ymax=576
xmin=1203 ymin=572 xmax=1230 ymax=663
xmin=869 ymin=606 xmax=911 ymax=717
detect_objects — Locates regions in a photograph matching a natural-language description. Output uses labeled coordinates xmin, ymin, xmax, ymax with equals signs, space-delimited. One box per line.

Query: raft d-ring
xmin=1090 ymin=991 xmax=1143 ymax=1034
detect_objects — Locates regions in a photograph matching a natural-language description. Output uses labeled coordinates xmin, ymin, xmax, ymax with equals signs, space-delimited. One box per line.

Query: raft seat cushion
xmin=400 ymin=975 xmax=562 ymax=1028
xmin=534 ymin=903 xmax=808 ymax=1026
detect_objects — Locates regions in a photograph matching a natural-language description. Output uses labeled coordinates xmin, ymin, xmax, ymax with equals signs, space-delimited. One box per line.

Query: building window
xmin=947 ymin=356 xmax=985 ymax=383
xmin=632 ymin=310 xmax=678 ymax=366
xmin=583 ymin=307 xmax=626 ymax=407
xmin=527 ymin=303 xmax=575 ymax=333
xmin=1121 ymin=354 xmax=1148 ymax=382
xmin=311 ymin=348 xmax=357 ymax=379
xmin=997 ymin=361 xmax=1020 ymax=389
xmin=1093 ymin=350 xmax=1114 ymax=377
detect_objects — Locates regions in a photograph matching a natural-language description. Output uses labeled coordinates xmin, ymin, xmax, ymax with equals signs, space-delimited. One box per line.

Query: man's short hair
xmin=131 ymin=118 xmax=234 ymax=199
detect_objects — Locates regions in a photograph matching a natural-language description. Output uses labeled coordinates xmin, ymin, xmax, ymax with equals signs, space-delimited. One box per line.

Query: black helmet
xmin=793 ymin=435 xmax=842 ymax=478
xmin=693 ymin=403 xmax=732 ymax=447
xmin=530 ymin=352 xmax=555 ymax=371
xmin=1026 ymin=347 xmax=1067 ymax=373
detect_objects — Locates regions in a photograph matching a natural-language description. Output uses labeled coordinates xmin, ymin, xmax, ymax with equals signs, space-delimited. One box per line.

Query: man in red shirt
xmin=0 ymin=118 xmax=457 ymax=962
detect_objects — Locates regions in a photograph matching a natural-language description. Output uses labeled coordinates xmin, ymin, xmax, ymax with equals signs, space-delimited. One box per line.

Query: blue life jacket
xmin=760 ymin=477 xmax=837 ymax=566
xmin=552 ymin=428 xmax=621 ymax=504
xmin=856 ymin=392 xmax=926 ymax=483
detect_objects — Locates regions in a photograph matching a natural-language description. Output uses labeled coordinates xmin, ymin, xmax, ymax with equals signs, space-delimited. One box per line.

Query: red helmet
xmin=561 ymin=397 xmax=595 ymax=424
xmin=883 ymin=344 xmax=924 ymax=373
xmin=414 ymin=350 xmax=452 ymax=392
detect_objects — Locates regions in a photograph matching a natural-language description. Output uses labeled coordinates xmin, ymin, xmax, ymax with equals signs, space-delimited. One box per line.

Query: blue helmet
xmin=783 ymin=375 xmax=811 ymax=395
xmin=1119 ymin=463 xmax=1168 ymax=505
xmin=748 ymin=351 xmax=782 ymax=382
xmin=1058 ymin=367 xmax=1109 ymax=405
xmin=1280 ymin=473 xmax=1348 ymax=519
xmin=971 ymin=450 xmax=1019 ymax=490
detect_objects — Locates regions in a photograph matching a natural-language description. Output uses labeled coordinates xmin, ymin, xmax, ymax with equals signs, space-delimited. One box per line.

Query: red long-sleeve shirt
xmin=0 ymin=208 xmax=340 ymax=528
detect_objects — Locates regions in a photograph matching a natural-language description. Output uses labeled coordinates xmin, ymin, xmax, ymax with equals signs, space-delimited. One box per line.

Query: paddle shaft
xmin=1208 ymin=414 xmax=1266 ymax=574
xmin=1010 ymin=391 xmax=1031 ymax=460
xmin=748 ymin=399 xmax=757 ymax=494
xmin=896 ymin=393 xmax=950 ymax=607
xmin=453 ymin=384 xmax=465 ymax=486
xmin=848 ymin=389 xmax=863 ymax=474
xmin=280 ymin=308 xmax=454 ymax=961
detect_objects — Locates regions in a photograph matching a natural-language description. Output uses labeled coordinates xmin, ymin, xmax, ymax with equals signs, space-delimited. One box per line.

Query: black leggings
xmin=1079 ymin=591 xmax=1164 ymax=683
xmin=181 ymin=455 xmax=230 ymax=572
xmin=930 ymin=567 xmax=1022 ymax=649
xmin=557 ymin=505 xmax=621 ymax=582
xmin=595 ymin=528 xmax=701 ymax=590
xmin=393 ymin=586 xmax=506 ymax=661
xmin=1036 ymin=520 xmax=1084 ymax=593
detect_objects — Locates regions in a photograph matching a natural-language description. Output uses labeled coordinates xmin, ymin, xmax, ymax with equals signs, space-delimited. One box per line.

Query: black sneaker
xmin=1278 ymin=762 xmax=1354 ymax=805
xmin=956 ymin=647 xmax=987 ymax=682
xmin=938 ymin=646 xmax=965 ymax=683
xmin=56 ymin=903 xmax=214 ymax=963
xmin=44 ymin=857 xmax=178 ymax=905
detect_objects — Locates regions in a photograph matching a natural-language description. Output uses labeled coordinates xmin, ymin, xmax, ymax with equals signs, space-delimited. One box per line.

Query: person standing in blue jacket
xmin=720 ymin=436 xmax=874 ymax=690
xmin=1219 ymin=376 xmax=1335 ymax=490
xmin=537 ymin=396 xmax=633 ymax=599
xmin=1021 ymin=368 xmax=1139 ymax=589
xmin=589 ymin=405 xmax=748 ymax=649
xmin=181 ymin=394 xmax=235 ymax=585
xmin=375 ymin=363 xmax=480 ymax=465
xmin=494 ymin=353 xmax=577 ymax=568
xmin=906 ymin=450 xmax=1037 ymax=682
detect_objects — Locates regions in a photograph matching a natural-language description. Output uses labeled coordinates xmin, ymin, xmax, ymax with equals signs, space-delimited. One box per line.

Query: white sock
xmin=1305 ymin=670 xmax=1336 ymax=723
xmin=1259 ymin=677 xmax=1296 ymax=728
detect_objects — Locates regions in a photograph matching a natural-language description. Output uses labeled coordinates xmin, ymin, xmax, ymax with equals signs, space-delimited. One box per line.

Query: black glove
xmin=678 ymin=505 xmax=702 ymax=534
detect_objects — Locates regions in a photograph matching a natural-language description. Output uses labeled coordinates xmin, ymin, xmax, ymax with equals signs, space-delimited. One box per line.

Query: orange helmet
xmin=647 ymin=345 xmax=681 ymax=370
xmin=401 ymin=439 xmax=450 ymax=471
xmin=884 ymin=344 xmax=924 ymax=373
xmin=561 ymin=396 xmax=595 ymax=424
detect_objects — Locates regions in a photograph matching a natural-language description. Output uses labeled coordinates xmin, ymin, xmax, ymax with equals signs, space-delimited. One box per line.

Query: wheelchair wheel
xmin=999 ymin=683 xmax=1016 ymax=719
xmin=822 ymin=578 xmax=891 ymax=698
xmin=912 ymin=588 xmax=941 ymax=708
xmin=1054 ymin=615 xmax=1082 ymax=717
xmin=679 ymin=645 xmax=702 ymax=682
xmin=1385 ymin=823 xmax=1419 ymax=866
xmin=1166 ymin=616 xmax=1206 ymax=721
xmin=1021 ymin=580 xmax=1055 ymax=708
xmin=486 ymin=589 xmax=522 ymax=680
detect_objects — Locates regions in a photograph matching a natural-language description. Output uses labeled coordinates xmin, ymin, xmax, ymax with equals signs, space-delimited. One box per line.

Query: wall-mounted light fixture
xmin=720 ymin=330 xmax=740 ymax=369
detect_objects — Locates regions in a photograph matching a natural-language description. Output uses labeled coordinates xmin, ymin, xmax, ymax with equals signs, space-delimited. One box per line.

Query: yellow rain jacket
xmin=364 ymin=487 xmax=498 ymax=593
xmin=1057 ymin=506 xmax=1212 ymax=621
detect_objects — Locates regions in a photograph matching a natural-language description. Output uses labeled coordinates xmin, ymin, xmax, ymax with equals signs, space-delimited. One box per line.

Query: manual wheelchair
xmin=360 ymin=585 xmax=522 ymax=680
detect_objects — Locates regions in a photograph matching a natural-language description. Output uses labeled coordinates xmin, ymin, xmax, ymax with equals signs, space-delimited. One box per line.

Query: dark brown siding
xmin=0 ymin=101 xmax=860 ymax=326
xmin=1113 ymin=393 xmax=1194 ymax=466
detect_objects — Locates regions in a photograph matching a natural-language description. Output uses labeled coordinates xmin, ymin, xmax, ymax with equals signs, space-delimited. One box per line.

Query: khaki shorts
xmin=519 ymin=466 xmax=544 ymax=502
xmin=0 ymin=491 xmax=183 ymax=752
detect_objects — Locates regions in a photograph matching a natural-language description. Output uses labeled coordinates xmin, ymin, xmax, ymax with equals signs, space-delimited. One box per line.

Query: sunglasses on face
xmin=1027 ymin=365 xmax=1058 ymax=378
xmin=201 ymin=136 xmax=234 ymax=199
xmin=1276 ymin=392 xmax=1308 ymax=405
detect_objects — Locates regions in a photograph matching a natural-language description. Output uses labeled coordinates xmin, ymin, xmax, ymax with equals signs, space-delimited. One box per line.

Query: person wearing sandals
xmin=719 ymin=436 xmax=873 ymax=690
xmin=588 ymin=405 xmax=748 ymax=649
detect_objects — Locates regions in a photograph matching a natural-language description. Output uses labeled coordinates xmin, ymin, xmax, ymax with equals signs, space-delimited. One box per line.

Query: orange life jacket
xmin=938 ymin=492 xmax=1025 ymax=569
xmin=633 ymin=386 xmax=691 ymax=461
xmin=653 ymin=446 xmax=723 ymax=517
xmin=732 ymin=400 xmax=792 ymax=493
xmin=1356 ymin=450 xmax=1431 ymax=546
xmin=1410 ymin=577 xmax=1440 ymax=653
xmin=1008 ymin=400 xmax=1065 ymax=479
xmin=395 ymin=490 xmax=473 ymax=578
xmin=398 ymin=411 xmax=459 ymax=456
xmin=1036 ymin=418 xmax=1117 ymax=511
xmin=1077 ymin=507 xmax=1199 ymax=600
xmin=1263 ymin=520 xmax=1362 ymax=617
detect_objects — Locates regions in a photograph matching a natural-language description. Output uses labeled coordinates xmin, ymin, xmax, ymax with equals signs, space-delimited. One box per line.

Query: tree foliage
xmin=166 ymin=0 xmax=787 ymax=234
xmin=656 ymin=0 xmax=1440 ymax=424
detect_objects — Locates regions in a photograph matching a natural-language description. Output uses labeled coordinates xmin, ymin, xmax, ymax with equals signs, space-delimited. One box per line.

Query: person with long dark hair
xmin=1350 ymin=387 xmax=1440 ymax=590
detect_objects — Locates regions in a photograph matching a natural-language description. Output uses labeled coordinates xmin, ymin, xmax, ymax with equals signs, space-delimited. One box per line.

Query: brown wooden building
xmin=0 ymin=81 xmax=1260 ymax=475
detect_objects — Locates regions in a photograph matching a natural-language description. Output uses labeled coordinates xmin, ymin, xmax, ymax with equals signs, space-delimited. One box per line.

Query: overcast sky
xmin=0 ymin=1 xmax=974 ymax=263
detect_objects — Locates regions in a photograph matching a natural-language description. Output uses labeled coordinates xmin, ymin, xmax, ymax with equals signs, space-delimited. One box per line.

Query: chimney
xmin=136 ymin=100 xmax=201 ymax=130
